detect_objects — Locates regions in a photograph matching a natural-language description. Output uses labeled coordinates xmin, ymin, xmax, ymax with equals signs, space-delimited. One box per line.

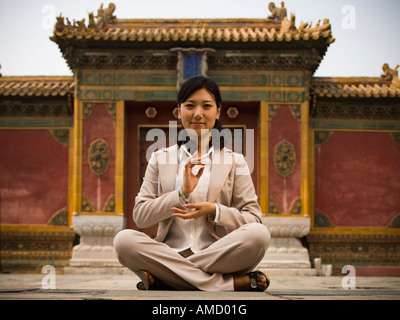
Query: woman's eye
xmin=203 ymin=104 xmax=212 ymax=109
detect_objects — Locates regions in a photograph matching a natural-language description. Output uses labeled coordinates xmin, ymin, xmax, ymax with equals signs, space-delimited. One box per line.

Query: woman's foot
xmin=233 ymin=271 xmax=270 ymax=291
xmin=137 ymin=271 xmax=174 ymax=290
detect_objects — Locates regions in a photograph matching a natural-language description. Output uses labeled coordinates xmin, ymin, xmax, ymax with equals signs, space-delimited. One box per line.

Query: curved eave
xmin=51 ymin=18 xmax=335 ymax=52
xmin=311 ymin=77 xmax=400 ymax=99
xmin=0 ymin=76 xmax=74 ymax=98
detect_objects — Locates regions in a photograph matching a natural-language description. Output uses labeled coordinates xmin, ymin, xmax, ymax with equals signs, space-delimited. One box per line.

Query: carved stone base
xmin=307 ymin=231 xmax=400 ymax=276
xmin=257 ymin=216 xmax=317 ymax=276
xmin=0 ymin=228 xmax=75 ymax=273
xmin=64 ymin=215 xmax=125 ymax=274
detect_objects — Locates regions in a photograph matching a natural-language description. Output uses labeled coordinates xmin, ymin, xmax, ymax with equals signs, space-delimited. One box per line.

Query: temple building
xmin=1 ymin=2 xmax=399 ymax=276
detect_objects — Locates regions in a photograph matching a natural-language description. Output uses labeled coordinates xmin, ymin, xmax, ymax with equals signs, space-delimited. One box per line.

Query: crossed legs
xmin=113 ymin=223 xmax=270 ymax=291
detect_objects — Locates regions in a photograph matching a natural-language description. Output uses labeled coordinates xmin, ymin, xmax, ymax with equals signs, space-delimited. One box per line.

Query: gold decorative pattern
xmin=47 ymin=207 xmax=69 ymax=226
xmin=314 ymin=209 xmax=334 ymax=227
xmin=83 ymin=103 xmax=94 ymax=119
xmin=389 ymin=132 xmax=400 ymax=147
xmin=0 ymin=227 xmax=75 ymax=272
xmin=289 ymin=104 xmax=301 ymax=121
xmin=145 ymin=107 xmax=157 ymax=119
xmin=172 ymin=107 xmax=179 ymax=119
xmin=307 ymin=232 xmax=400 ymax=275
xmin=388 ymin=214 xmax=400 ymax=228
xmin=289 ymin=198 xmax=302 ymax=214
xmin=268 ymin=197 xmax=281 ymax=214
xmin=268 ymin=104 xmax=280 ymax=121
xmin=49 ymin=129 xmax=69 ymax=148
xmin=314 ymin=131 xmax=334 ymax=148
xmin=274 ymin=140 xmax=296 ymax=178
xmin=81 ymin=195 xmax=94 ymax=212
xmin=226 ymin=107 xmax=239 ymax=119
xmin=105 ymin=103 xmax=116 ymax=120
xmin=103 ymin=195 xmax=116 ymax=212
xmin=88 ymin=138 xmax=110 ymax=176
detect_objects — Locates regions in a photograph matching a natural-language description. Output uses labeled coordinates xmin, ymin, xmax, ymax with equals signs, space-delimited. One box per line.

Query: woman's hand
xmin=171 ymin=202 xmax=216 ymax=220
xmin=181 ymin=152 xmax=205 ymax=196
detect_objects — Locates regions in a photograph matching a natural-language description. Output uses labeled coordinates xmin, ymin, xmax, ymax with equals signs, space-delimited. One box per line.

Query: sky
xmin=0 ymin=0 xmax=399 ymax=77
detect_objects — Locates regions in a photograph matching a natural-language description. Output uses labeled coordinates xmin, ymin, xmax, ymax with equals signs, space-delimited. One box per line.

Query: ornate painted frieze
xmin=207 ymin=53 xmax=322 ymax=72
xmin=79 ymin=72 xmax=177 ymax=86
xmin=0 ymin=103 xmax=72 ymax=118
xmin=307 ymin=232 xmax=400 ymax=274
xmin=0 ymin=228 xmax=75 ymax=272
xmin=79 ymin=87 xmax=305 ymax=102
xmin=65 ymin=52 xmax=177 ymax=70
xmin=274 ymin=140 xmax=296 ymax=178
xmin=209 ymin=73 xmax=305 ymax=87
xmin=312 ymin=101 xmax=400 ymax=120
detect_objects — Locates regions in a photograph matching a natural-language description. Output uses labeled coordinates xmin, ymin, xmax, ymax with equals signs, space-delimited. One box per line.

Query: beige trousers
xmin=113 ymin=223 xmax=270 ymax=291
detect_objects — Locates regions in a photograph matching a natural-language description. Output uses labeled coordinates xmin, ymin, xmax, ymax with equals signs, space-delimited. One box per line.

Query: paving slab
xmin=1 ymin=273 xmax=400 ymax=300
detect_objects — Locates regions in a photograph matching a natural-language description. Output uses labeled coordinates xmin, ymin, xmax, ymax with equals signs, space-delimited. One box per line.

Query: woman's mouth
xmin=190 ymin=122 xmax=205 ymax=126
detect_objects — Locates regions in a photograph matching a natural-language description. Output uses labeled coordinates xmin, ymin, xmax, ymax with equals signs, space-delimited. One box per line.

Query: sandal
xmin=136 ymin=270 xmax=174 ymax=291
xmin=247 ymin=270 xmax=270 ymax=291
xmin=136 ymin=270 xmax=150 ymax=290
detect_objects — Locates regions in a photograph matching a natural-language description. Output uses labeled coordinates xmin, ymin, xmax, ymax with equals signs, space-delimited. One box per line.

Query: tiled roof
xmin=0 ymin=76 xmax=74 ymax=97
xmin=52 ymin=18 xmax=334 ymax=45
xmin=311 ymin=77 xmax=400 ymax=98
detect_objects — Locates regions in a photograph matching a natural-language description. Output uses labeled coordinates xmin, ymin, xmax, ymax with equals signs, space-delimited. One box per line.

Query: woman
xmin=113 ymin=75 xmax=270 ymax=291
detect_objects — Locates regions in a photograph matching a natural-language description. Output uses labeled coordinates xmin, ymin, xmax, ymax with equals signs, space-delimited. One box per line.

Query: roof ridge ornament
xmin=91 ymin=3 xmax=116 ymax=29
xmin=55 ymin=3 xmax=116 ymax=32
xmin=381 ymin=63 xmax=400 ymax=88
xmin=381 ymin=63 xmax=399 ymax=81
xmin=267 ymin=1 xmax=287 ymax=23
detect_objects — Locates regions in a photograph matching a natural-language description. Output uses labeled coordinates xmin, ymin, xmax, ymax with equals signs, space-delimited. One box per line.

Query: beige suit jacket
xmin=133 ymin=144 xmax=262 ymax=242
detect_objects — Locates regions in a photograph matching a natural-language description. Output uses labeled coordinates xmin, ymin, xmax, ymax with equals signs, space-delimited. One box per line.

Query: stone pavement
xmin=1 ymin=272 xmax=400 ymax=300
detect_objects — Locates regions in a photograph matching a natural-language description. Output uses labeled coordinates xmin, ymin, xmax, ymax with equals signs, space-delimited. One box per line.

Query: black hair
xmin=177 ymin=75 xmax=224 ymax=151
xmin=177 ymin=75 xmax=222 ymax=107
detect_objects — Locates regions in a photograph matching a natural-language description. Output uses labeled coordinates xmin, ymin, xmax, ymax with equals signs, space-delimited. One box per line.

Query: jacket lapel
xmin=207 ymin=148 xmax=233 ymax=203
xmin=157 ymin=145 xmax=179 ymax=193
xmin=157 ymin=145 xmax=233 ymax=201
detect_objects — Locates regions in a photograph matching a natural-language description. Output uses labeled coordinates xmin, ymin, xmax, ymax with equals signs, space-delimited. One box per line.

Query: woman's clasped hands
xmin=171 ymin=151 xmax=216 ymax=220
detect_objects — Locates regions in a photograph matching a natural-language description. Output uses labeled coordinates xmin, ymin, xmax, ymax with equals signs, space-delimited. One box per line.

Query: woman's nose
xmin=193 ymin=106 xmax=203 ymax=118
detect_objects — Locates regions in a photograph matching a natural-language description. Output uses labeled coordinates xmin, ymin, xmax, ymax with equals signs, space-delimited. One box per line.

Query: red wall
xmin=268 ymin=105 xmax=301 ymax=213
xmin=82 ymin=104 xmax=116 ymax=212
xmin=0 ymin=130 xmax=69 ymax=224
xmin=315 ymin=131 xmax=400 ymax=227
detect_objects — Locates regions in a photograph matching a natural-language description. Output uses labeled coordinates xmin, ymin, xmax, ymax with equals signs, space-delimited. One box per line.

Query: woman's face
xmin=178 ymin=88 xmax=221 ymax=139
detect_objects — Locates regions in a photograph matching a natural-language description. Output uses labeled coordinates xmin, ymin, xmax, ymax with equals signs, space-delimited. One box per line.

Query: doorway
xmin=125 ymin=101 xmax=259 ymax=235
